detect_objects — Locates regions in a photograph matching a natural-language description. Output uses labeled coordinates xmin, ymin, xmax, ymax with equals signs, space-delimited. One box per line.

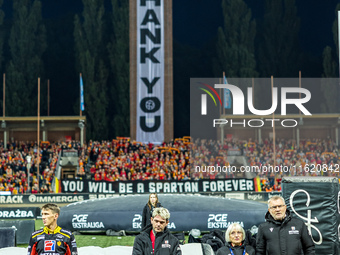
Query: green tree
xmin=107 ymin=0 xmax=129 ymax=138
xmin=44 ymin=13 xmax=78 ymax=116
xmin=6 ymin=0 xmax=46 ymax=116
xmin=214 ymin=0 xmax=257 ymax=78
xmin=0 ymin=0 xmax=5 ymax=72
xmin=74 ymin=0 xmax=109 ymax=140
xmin=320 ymin=46 xmax=337 ymax=113
xmin=320 ymin=4 xmax=340 ymax=113
xmin=257 ymin=0 xmax=301 ymax=77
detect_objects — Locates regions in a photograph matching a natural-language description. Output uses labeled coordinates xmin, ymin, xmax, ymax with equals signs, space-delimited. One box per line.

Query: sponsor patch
xmin=162 ymin=244 xmax=171 ymax=248
xmin=44 ymin=240 xmax=56 ymax=252
xmin=289 ymin=226 xmax=299 ymax=235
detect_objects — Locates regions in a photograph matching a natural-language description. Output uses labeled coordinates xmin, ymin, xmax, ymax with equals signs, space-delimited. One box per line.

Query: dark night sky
xmin=1 ymin=0 xmax=337 ymax=65
xmin=172 ymin=0 xmax=339 ymax=57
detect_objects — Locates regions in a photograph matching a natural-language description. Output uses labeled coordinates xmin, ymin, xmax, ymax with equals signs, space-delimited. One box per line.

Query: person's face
xmin=151 ymin=215 xmax=168 ymax=233
xmin=268 ymin=199 xmax=286 ymax=220
xmin=41 ymin=209 xmax=58 ymax=228
xmin=150 ymin=194 xmax=157 ymax=205
xmin=229 ymin=228 xmax=243 ymax=246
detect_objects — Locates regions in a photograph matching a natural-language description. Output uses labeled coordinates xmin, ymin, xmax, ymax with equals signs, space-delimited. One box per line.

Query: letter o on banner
xmin=140 ymin=97 xmax=161 ymax=113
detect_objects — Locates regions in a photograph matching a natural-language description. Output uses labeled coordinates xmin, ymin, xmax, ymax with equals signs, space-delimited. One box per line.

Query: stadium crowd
xmin=0 ymin=137 xmax=339 ymax=194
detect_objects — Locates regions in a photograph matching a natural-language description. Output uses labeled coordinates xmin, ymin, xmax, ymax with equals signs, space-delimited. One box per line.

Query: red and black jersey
xmin=28 ymin=226 xmax=78 ymax=255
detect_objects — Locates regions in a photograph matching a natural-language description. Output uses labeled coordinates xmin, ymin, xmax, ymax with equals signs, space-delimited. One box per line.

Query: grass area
xmin=16 ymin=235 xmax=135 ymax=248
xmin=75 ymin=234 xmax=136 ymax=247
xmin=19 ymin=220 xmax=189 ymax=248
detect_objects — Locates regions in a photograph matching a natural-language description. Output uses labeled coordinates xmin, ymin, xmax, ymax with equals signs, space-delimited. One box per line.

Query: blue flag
xmin=224 ymin=76 xmax=231 ymax=109
xmin=80 ymin=75 xmax=85 ymax=111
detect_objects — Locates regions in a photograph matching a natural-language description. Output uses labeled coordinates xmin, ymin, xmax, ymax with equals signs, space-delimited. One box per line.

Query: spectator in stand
xmin=142 ymin=193 xmax=162 ymax=229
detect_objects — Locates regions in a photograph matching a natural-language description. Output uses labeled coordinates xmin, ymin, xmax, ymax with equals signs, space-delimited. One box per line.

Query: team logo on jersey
xmin=44 ymin=240 xmax=56 ymax=252
xmin=269 ymin=228 xmax=274 ymax=232
xmin=289 ymin=226 xmax=299 ymax=235
xmin=162 ymin=240 xmax=171 ymax=248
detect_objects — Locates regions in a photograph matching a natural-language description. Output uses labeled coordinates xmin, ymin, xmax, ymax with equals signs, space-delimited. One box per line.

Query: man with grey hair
xmin=256 ymin=195 xmax=315 ymax=255
xmin=133 ymin=207 xmax=182 ymax=255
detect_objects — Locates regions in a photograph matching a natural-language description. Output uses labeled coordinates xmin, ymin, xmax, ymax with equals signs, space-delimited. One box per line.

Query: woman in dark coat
xmin=216 ymin=223 xmax=255 ymax=255
xmin=141 ymin=193 xmax=162 ymax=229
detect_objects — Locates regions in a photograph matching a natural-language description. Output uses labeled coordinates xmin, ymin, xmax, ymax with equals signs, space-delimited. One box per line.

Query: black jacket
xmin=28 ymin=226 xmax=77 ymax=255
xmin=132 ymin=224 xmax=182 ymax=255
xmin=217 ymin=242 xmax=255 ymax=255
xmin=256 ymin=209 xmax=315 ymax=255
xmin=142 ymin=202 xmax=162 ymax=229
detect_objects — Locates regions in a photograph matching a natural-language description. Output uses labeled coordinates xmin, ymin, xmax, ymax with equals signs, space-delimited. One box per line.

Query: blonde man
xmin=28 ymin=203 xmax=77 ymax=255
xmin=133 ymin=207 xmax=181 ymax=255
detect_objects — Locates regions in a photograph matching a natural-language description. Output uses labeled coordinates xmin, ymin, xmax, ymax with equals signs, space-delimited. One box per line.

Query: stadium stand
xmin=0 ymin=137 xmax=339 ymax=194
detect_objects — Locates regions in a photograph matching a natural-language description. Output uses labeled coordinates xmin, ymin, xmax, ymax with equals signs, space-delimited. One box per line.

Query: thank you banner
xmin=136 ymin=0 xmax=164 ymax=143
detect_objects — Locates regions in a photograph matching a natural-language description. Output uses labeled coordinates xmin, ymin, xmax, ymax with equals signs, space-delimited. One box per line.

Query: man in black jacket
xmin=256 ymin=195 xmax=315 ymax=255
xmin=133 ymin=207 xmax=181 ymax=255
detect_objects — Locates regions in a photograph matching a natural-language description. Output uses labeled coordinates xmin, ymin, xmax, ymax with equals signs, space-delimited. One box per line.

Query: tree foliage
xmin=6 ymin=0 xmax=46 ymax=116
xmin=320 ymin=3 xmax=340 ymax=113
xmin=257 ymin=0 xmax=301 ymax=77
xmin=214 ymin=0 xmax=257 ymax=78
xmin=0 ymin=0 xmax=4 ymax=72
xmin=107 ymin=0 xmax=129 ymax=138
xmin=74 ymin=0 xmax=109 ymax=140
xmin=320 ymin=46 xmax=337 ymax=113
